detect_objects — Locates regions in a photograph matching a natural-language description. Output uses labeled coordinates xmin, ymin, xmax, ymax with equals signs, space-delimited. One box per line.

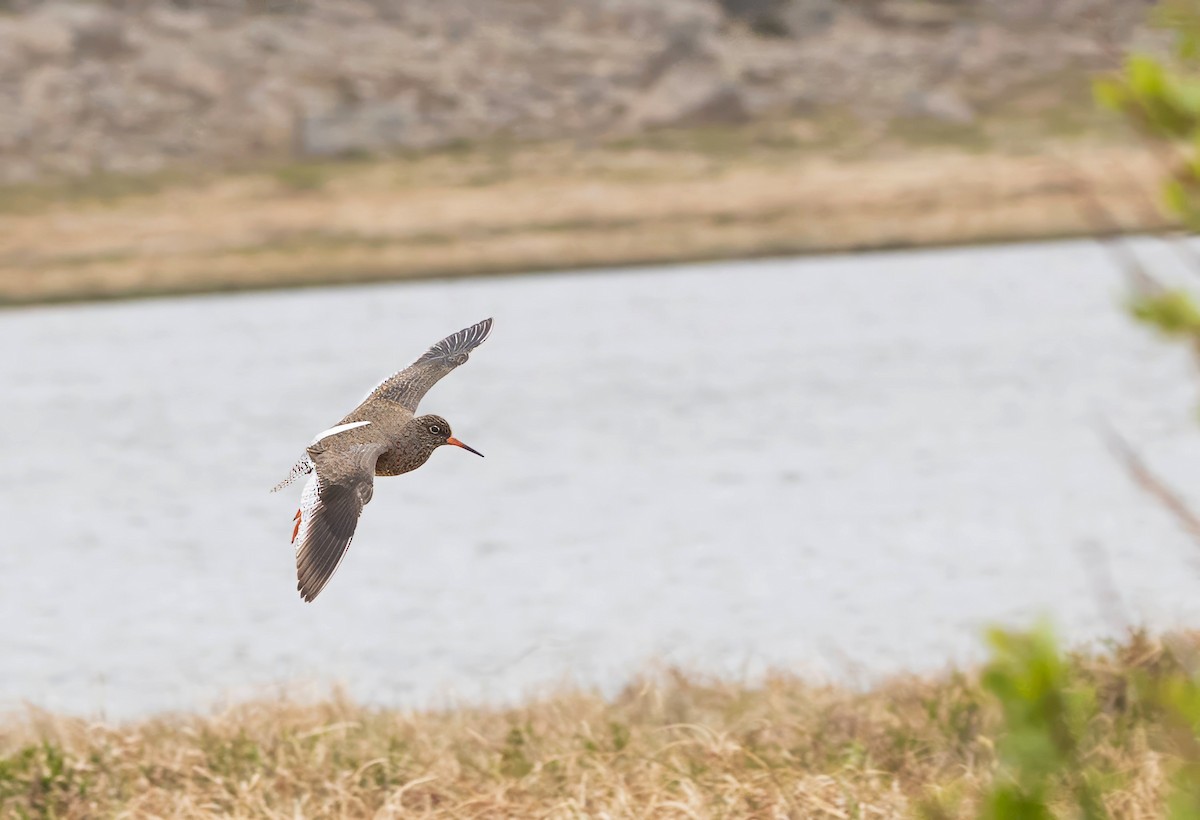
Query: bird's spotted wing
xmin=293 ymin=442 xmax=384 ymax=602
xmin=367 ymin=317 xmax=493 ymax=412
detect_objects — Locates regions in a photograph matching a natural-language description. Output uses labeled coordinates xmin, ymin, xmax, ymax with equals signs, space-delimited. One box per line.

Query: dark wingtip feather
xmin=417 ymin=317 xmax=494 ymax=364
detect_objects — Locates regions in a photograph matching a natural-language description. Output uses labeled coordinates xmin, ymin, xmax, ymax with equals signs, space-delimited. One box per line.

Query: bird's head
xmin=416 ymin=414 xmax=484 ymax=458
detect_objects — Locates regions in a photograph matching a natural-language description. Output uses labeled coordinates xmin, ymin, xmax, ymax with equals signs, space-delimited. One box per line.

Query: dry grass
xmin=0 ymin=632 xmax=1187 ymax=818
xmin=0 ymin=118 xmax=1172 ymax=306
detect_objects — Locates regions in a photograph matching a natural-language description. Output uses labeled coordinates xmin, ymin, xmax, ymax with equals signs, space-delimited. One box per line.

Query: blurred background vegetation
xmin=0 ymin=0 xmax=1169 ymax=304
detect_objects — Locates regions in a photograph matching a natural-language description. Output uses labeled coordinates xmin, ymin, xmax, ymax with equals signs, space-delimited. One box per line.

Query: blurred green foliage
xmin=978 ymin=625 xmax=1109 ymax=819
xmin=976 ymin=624 xmax=1200 ymax=818
xmin=1131 ymin=289 xmax=1200 ymax=336
xmin=913 ymin=624 xmax=1200 ymax=818
xmin=964 ymin=18 xmax=1200 ymax=820
xmin=1096 ymin=0 xmax=1200 ymax=340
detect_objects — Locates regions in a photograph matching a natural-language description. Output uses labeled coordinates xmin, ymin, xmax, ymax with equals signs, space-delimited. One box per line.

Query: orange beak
xmin=446 ymin=436 xmax=484 ymax=457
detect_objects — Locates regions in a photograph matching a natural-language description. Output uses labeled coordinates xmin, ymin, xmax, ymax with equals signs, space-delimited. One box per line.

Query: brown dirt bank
xmin=0 ymin=131 xmax=1170 ymax=306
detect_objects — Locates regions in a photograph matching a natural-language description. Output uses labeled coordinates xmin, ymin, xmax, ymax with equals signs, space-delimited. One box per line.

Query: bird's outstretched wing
xmin=366 ymin=317 xmax=493 ymax=412
xmin=293 ymin=440 xmax=385 ymax=602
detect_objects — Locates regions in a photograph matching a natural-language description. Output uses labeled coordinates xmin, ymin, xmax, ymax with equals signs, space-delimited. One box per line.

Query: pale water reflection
xmin=4 ymin=239 xmax=1200 ymax=718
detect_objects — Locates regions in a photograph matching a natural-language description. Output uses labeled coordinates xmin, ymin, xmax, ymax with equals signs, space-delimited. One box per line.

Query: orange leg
xmin=291 ymin=508 xmax=302 ymax=544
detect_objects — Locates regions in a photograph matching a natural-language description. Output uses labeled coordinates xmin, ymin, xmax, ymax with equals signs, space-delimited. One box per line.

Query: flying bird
xmin=273 ymin=318 xmax=492 ymax=601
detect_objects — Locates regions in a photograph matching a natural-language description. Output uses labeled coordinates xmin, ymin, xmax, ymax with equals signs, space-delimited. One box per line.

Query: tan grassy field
xmin=0 ymin=631 xmax=1184 ymax=819
xmin=0 ymin=118 xmax=1172 ymax=306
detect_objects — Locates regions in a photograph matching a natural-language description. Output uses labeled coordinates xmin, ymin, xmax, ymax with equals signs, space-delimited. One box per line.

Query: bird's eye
xmin=429 ymin=424 xmax=441 ymax=434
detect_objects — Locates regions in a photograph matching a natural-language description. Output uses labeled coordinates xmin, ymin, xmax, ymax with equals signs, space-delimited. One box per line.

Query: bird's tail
xmin=271 ymin=454 xmax=313 ymax=492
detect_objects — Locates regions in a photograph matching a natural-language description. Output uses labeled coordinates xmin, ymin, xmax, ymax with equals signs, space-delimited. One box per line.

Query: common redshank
xmin=273 ymin=317 xmax=492 ymax=601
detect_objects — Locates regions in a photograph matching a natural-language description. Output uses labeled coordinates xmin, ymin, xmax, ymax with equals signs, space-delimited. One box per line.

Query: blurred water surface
xmin=5 ymin=239 xmax=1200 ymax=717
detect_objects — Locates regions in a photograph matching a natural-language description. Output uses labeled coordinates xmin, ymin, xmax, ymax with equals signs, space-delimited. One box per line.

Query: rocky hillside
xmin=0 ymin=0 xmax=1155 ymax=181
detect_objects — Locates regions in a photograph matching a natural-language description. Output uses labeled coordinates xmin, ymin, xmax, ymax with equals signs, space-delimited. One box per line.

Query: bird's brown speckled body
xmin=273 ymin=318 xmax=492 ymax=602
